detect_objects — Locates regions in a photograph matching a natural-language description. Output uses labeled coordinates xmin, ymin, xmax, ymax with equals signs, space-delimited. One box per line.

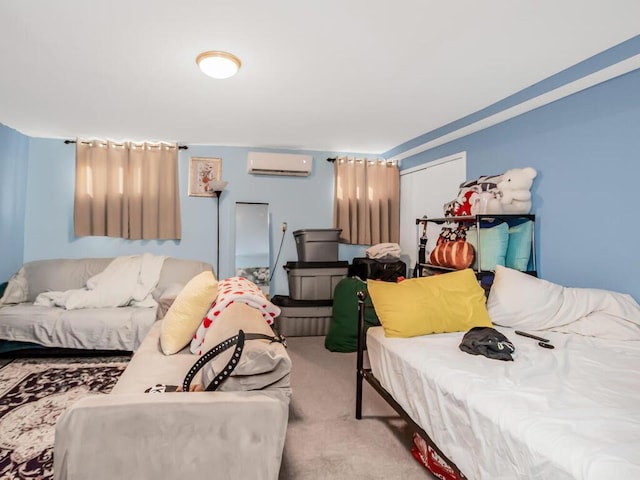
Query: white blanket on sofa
xmin=34 ymin=254 xmax=166 ymax=310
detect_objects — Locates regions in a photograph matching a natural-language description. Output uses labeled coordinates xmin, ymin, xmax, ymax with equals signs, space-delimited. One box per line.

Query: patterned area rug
xmin=0 ymin=357 xmax=129 ymax=480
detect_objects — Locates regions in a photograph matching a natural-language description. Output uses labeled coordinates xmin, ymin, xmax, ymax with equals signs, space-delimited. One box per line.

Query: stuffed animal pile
xmin=444 ymin=167 xmax=537 ymax=216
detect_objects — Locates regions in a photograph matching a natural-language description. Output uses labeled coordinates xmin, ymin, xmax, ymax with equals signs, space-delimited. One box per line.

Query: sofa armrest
xmin=54 ymin=391 xmax=290 ymax=480
xmin=151 ymin=282 xmax=184 ymax=319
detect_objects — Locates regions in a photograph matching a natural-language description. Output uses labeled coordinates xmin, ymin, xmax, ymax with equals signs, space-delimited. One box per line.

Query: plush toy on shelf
xmin=496 ymin=167 xmax=537 ymax=214
xmin=444 ymin=174 xmax=502 ymax=217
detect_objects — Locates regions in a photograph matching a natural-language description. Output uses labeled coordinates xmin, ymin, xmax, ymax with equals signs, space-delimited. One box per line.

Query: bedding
xmin=366 ymin=325 xmax=640 ymax=479
xmin=487 ymin=265 xmax=640 ymax=339
xmin=33 ymin=253 xmax=165 ymax=309
xmin=0 ymin=304 xmax=155 ymax=351
xmin=0 ymin=257 xmax=213 ymax=352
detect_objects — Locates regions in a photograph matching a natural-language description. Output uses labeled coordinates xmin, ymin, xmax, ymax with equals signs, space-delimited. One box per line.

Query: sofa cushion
xmin=0 ymin=267 xmax=28 ymax=304
xmin=21 ymin=257 xmax=213 ymax=303
xmin=110 ymin=321 xmax=203 ymax=394
xmin=156 ymin=258 xmax=214 ymax=290
xmin=200 ymin=303 xmax=291 ymax=391
xmin=24 ymin=258 xmax=113 ymax=302
xmin=0 ymin=304 xmax=155 ymax=351
xmin=160 ymin=271 xmax=218 ymax=355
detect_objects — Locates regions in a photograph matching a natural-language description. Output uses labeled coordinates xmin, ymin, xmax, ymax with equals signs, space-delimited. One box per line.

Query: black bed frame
xmin=354 ymin=290 xmax=467 ymax=479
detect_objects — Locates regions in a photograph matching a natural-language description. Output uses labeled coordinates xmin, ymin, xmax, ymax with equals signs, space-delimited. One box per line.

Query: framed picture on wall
xmin=188 ymin=157 xmax=222 ymax=197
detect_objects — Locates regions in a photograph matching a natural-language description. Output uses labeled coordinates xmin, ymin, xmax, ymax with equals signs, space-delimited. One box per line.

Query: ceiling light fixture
xmin=196 ymin=51 xmax=241 ymax=79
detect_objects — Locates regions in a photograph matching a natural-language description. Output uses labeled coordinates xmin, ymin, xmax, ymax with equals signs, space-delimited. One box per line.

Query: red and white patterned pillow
xmin=189 ymin=277 xmax=280 ymax=355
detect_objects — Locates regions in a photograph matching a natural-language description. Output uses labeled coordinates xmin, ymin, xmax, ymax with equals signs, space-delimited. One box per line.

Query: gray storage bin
xmin=285 ymin=261 xmax=348 ymax=301
xmin=272 ymin=296 xmax=333 ymax=336
xmin=293 ymin=229 xmax=342 ymax=262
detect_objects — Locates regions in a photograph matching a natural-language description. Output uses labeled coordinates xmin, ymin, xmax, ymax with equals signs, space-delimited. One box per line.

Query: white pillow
xmin=487 ymin=265 xmax=564 ymax=330
xmin=487 ymin=266 xmax=640 ymax=339
xmin=0 ymin=267 xmax=28 ymax=305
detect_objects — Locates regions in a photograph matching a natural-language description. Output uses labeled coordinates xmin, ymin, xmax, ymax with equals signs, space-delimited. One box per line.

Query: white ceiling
xmin=1 ymin=0 xmax=639 ymax=154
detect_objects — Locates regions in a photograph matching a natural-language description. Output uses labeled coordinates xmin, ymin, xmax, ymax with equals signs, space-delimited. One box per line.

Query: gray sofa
xmin=54 ymin=303 xmax=291 ymax=480
xmin=0 ymin=256 xmax=292 ymax=479
xmin=0 ymin=256 xmax=212 ymax=351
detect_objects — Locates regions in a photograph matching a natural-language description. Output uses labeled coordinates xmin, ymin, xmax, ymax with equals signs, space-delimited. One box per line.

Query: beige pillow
xmin=160 ymin=271 xmax=218 ymax=355
xmin=201 ymin=303 xmax=291 ymax=391
xmin=0 ymin=267 xmax=28 ymax=305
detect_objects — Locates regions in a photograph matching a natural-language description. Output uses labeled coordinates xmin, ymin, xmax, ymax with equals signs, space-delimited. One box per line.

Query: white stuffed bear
xmin=497 ymin=167 xmax=537 ymax=213
xmin=470 ymin=190 xmax=503 ymax=215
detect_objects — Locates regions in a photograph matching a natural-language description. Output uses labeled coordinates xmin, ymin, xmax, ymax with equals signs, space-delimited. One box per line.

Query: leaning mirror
xmin=234 ymin=202 xmax=270 ymax=296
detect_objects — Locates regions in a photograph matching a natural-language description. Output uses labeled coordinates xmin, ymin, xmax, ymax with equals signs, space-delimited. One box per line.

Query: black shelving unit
xmin=415 ymin=214 xmax=537 ymax=280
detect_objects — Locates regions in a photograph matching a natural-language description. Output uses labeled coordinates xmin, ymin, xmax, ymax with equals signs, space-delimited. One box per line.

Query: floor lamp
xmin=211 ymin=181 xmax=228 ymax=276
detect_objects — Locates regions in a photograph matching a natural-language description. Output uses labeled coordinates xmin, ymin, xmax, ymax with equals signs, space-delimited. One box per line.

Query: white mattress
xmin=367 ymin=326 xmax=640 ymax=480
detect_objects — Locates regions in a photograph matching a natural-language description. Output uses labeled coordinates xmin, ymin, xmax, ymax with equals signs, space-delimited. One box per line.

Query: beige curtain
xmin=333 ymin=157 xmax=400 ymax=245
xmin=74 ymin=140 xmax=181 ymax=239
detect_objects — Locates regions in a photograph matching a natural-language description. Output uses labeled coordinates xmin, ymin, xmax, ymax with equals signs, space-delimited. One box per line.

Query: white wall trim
xmin=400 ymin=151 xmax=466 ymax=176
xmin=390 ymin=54 xmax=640 ymax=163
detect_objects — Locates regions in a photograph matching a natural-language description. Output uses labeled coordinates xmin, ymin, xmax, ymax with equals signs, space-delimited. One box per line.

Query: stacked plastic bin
xmin=272 ymin=229 xmax=348 ymax=336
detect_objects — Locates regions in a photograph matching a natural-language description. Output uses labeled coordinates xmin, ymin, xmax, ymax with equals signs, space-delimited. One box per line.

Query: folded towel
xmin=366 ymin=243 xmax=401 ymax=260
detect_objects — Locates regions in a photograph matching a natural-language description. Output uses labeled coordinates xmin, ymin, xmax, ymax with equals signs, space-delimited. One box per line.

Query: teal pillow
xmin=505 ymin=220 xmax=533 ymax=271
xmin=465 ymin=223 xmax=509 ymax=271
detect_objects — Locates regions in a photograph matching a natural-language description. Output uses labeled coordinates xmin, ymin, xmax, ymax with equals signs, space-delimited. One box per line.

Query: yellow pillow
xmin=160 ymin=270 xmax=218 ymax=355
xmin=367 ymin=269 xmax=492 ymax=338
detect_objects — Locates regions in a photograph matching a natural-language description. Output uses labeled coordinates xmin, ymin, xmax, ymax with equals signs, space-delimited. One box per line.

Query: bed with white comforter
xmin=368 ymin=326 xmax=640 ymax=479
xmin=362 ymin=265 xmax=640 ymax=479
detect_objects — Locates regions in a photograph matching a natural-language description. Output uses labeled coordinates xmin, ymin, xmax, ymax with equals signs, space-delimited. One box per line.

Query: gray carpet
xmin=280 ymin=335 xmax=432 ymax=479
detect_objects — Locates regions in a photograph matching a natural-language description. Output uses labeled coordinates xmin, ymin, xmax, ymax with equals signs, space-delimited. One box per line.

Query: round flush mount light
xmin=196 ymin=51 xmax=241 ymax=79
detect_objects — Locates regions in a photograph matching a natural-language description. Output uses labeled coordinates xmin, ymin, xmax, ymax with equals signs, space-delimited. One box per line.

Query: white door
xmin=399 ymin=152 xmax=466 ymax=276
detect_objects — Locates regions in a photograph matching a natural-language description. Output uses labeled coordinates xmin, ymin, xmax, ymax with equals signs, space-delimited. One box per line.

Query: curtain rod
xmin=326 ymin=156 xmax=396 ymax=165
xmin=64 ymin=139 xmax=188 ymax=150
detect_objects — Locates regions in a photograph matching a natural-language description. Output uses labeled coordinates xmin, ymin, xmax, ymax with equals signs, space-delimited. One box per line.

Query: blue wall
xmin=390 ymin=66 xmax=640 ymax=299
xmin=9 ymin=35 xmax=640 ymax=300
xmin=22 ymin=139 xmax=367 ymax=294
xmin=0 ymin=124 xmax=29 ymax=282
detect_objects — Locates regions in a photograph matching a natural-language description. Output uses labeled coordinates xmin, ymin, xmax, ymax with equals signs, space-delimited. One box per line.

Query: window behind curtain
xmin=333 ymin=157 xmax=400 ymax=245
xmin=74 ymin=139 xmax=182 ymax=240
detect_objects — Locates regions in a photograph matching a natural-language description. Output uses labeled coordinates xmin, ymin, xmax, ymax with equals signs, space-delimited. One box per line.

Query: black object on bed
xmin=355 ymin=290 xmax=467 ymax=479
xmin=459 ymin=326 xmax=515 ymax=361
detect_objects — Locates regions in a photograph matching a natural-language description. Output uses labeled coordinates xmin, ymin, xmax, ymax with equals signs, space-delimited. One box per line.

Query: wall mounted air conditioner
xmin=247 ymin=152 xmax=312 ymax=177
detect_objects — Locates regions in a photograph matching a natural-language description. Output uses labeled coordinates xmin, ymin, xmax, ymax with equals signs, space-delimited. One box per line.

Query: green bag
xmin=325 ymin=277 xmax=380 ymax=353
